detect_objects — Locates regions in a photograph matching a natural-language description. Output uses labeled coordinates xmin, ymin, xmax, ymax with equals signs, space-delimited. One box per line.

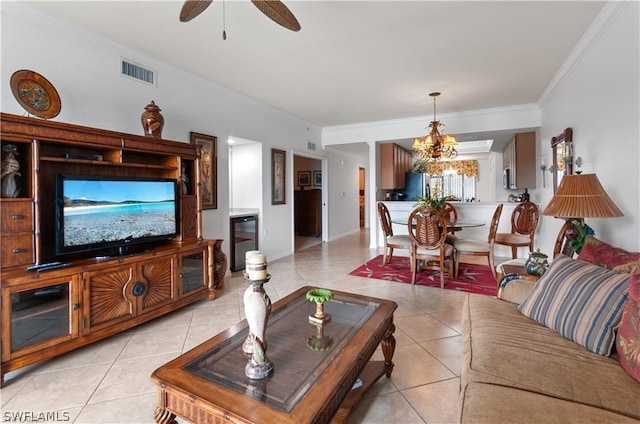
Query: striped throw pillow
xmin=518 ymin=255 xmax=629 ymax=356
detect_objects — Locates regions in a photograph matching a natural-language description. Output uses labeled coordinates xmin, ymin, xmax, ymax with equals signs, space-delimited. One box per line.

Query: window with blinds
xmin=429 ymin=173 xmax=476 ymax=202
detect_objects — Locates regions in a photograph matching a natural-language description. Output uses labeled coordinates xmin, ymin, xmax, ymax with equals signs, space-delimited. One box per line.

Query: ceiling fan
xmin=180 ymin=0 xmax=301 ymax=35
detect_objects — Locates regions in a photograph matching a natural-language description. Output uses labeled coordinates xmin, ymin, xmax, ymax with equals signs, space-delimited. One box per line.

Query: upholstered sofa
xmin=458 ymin=236 xmax=640 ymax=423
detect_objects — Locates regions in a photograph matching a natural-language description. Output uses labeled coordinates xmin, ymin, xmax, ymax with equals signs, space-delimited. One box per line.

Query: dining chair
xmin=453 ymin=203 xmax=503 ymax=282
xmin=496 ymin=218 xmax=576 ymax=278
xmin=441 ymin=201 xmax=459 ymax=245
xmin=495 ymin=201 xmax=540 ymax=259
xmin=377 ymin=202 xmax=412 ymax=266
xmin=441 ymin=202 xmax=458 ymax=227
xmin=552 ymin=219 xmax=580 ymax=258
xmin=407 ymin=206 xmax=454 ymax=288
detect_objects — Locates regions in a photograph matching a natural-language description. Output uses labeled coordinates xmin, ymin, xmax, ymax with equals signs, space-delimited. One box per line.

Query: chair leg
xmin=388 ymin=247 xmax=394 ymax=264
xmin=455 ymin=250 xmax=461 ymax=278
xmin=488 ymin=251 xmax=497 ymax=282
xmin=511 ymin=246 xmax=518 ymax=259
xmin=410 ymin=247 xmax=417 ymax=285
xmin=439 ymin=256 xmax=445 ymax=289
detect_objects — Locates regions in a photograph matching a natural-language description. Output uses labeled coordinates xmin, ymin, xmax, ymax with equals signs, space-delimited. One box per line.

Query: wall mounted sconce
xmin=549 ymin=156 xmax=582 ymax=173
xmin=539 ymin=155 xmax=547 ymax=188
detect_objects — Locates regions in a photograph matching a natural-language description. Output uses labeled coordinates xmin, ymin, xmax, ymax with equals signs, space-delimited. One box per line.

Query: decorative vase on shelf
xmin=141 ymin=100 xmax=164 ymax=138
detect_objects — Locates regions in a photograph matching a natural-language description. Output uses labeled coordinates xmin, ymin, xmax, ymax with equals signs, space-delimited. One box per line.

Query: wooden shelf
xmin=40 ymin=156 xmax=179 ymax=170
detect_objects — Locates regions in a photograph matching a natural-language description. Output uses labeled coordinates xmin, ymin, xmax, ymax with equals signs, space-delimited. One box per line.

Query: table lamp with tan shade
xmin=542 ymin=173 xmax=623 ymax=255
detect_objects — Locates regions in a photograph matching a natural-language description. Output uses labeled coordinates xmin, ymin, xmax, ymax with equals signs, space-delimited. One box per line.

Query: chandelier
xmin=412 ymin=92 xmax=458 ymax=161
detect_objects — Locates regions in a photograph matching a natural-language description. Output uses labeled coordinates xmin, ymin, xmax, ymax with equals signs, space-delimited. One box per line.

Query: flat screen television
xmin=55 ymin=174 xmax=179 ymax=257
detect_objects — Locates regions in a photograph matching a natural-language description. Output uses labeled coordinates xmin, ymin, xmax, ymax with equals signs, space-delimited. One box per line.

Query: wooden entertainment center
xmin=0 ymin=113 xmax=216 ymax=386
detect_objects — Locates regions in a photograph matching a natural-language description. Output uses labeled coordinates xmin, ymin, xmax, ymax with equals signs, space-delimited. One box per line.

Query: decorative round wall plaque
xmin=10 ymin=69 xmax=61 ymax=119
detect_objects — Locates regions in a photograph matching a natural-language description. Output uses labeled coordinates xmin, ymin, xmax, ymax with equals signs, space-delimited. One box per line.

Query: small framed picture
xmin=271 ymin=149 xmax=286 ymax=205
xmin=190 ymin=132 xmax=217 ymax=209
xmin=298 ymin=171 xmax=311 ymax=187
xmin=313 ymin=170 xmax=322 ymax=186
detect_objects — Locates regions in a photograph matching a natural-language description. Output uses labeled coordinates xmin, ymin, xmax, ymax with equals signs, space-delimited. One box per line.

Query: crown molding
xmin=538 ymin=1 xmax=631 ymax=108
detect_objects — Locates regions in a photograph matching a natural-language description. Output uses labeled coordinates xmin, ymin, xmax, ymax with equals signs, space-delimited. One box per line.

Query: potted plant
xmin=415 ymin=183 xmax=456 ymax=210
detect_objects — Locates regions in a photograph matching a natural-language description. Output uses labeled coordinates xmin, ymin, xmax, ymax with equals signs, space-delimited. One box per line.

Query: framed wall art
xmin=313 ymin=170 xmax=322 ymax=186
xmin=272 ymin=148 xmax=286 ymax=205
xmin=190 ymin=132 xmax=217 ymax=209
xmin=298 ymin=171 xmax=311 ymax=188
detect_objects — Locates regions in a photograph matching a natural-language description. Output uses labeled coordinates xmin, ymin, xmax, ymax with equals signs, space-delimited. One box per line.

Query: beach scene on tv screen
xmin=62 ymin=180 xmax=176 ymax=247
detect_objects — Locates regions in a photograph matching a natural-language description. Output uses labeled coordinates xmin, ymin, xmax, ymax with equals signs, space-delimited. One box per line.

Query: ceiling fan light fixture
xmin=179 ymin=0 xmax=301 ymax=33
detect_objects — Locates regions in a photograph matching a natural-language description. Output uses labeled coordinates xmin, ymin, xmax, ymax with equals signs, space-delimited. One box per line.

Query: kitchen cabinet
xmin=380 ymin=143 xmax=413 ymax=190
xmin=502 ymin=132 xmax=536 ymax=190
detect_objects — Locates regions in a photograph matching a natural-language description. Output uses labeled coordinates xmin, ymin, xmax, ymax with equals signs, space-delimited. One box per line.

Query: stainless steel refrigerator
xmin=401 ymin=172 xmax=430 ymax=201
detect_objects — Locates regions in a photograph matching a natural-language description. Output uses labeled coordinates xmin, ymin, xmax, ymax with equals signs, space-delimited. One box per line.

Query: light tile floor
xmin=1 ymin=230 xmax=494 ymax=423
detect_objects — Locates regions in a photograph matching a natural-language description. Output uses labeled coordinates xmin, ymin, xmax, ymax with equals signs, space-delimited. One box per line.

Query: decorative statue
xmin=1 ymin=144 xmax=21 ymax=198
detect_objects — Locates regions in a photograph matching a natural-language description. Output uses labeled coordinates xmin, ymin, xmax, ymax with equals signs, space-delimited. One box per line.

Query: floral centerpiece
xmin=415 ymin=182 xmax=456 ymax=210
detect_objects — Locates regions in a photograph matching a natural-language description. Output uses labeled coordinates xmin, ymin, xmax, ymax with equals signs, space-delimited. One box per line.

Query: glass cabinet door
xmin=179 ymin=248 xmax=207 ymax=296
xmin=4 ymin=276 xmax=79 ymax=358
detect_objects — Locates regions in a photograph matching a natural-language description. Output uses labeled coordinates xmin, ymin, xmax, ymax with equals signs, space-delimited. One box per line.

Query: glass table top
xmin=184 ymin=292 xmax=379 ymax=412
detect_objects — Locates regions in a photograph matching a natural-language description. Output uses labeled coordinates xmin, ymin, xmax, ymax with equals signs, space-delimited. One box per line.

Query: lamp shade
xmin=542 ymin=173 xmax=623 ymax=218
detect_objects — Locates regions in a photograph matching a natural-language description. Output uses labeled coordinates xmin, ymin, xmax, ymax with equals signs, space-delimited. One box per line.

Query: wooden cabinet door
xmin=83 ymin=264 xmax=136 ymax=334
xmin=181 ymin=195 xmax=198 ymax=240
xmin=381 ymin=143 xmax=412 ymax=190
xmin=178 ymin=246 xmax=208 ymax=298
xmin=138 ymin=255 xmax=176 ymax=315
xmin=2 ymin=275 xmax=80 ymax=362
xmin=514 ymin=132 xmax=536 ymax=189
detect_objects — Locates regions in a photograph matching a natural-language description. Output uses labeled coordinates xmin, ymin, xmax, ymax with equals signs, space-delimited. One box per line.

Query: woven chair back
xmin=511 ymin=201 xmax=539 ymax=236
xmin=408 ymin=207 xmax=447 ymax=249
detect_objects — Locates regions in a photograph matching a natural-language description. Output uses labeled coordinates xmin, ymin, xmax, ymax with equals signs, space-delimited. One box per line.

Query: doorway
xmin=359 ymin=167 xmax=365 ymax=228
xmin=294 ymin=154 xmax=322 ymax=252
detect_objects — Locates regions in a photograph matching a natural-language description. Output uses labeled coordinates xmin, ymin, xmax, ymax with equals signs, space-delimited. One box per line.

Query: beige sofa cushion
xmin=459 ymin=382 xmax=640 ymax=424
xmin=461 ymin=295 xmax=640 ymax=420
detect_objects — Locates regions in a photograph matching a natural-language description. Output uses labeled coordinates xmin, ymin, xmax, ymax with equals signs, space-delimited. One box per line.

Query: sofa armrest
xmin=497 ymin=274 xmax=536 ymax=304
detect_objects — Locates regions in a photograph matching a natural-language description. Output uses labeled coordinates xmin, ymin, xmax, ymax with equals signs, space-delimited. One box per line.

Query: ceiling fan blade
xmin=180 ymin=0 xmax=214 ymax=22
xmin=251 ymin=0 xmax=301 ymax=32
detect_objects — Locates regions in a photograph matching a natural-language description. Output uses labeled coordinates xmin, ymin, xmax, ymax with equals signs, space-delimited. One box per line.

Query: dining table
xmin=391 ymin=217 xmax=485 ymax=233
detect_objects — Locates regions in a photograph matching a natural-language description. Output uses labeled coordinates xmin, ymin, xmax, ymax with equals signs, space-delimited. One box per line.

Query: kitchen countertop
xmin=229 ymin=208 xmax=259 ymax=218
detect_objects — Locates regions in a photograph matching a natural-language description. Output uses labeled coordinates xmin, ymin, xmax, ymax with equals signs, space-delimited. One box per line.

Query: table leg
xmin=381 ymin=322 xmax=396 ymax=377
xmin=154 ymin=406 xmax=177 ymax=424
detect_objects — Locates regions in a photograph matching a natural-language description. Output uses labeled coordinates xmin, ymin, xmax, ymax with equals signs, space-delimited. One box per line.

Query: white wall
xmin=536 ymin=1 xmax=640 ymax=255
xmin=230 ymin=143 xmax=262 ymax=209
xmin=0 ymin=3 xmax=359 ymax=263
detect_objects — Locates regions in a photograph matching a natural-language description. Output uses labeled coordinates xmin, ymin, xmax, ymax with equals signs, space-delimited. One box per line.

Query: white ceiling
xmin=18 ymin=1 xmax=606 ymax=153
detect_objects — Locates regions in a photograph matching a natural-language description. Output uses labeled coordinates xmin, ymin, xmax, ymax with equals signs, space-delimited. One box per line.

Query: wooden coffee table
xmin=151 ymin=286 xmax=397 ymax=424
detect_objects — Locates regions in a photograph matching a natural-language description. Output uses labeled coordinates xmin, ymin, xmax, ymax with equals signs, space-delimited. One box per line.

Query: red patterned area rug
xmin=348 ymin=255 xmax=497 ymax=296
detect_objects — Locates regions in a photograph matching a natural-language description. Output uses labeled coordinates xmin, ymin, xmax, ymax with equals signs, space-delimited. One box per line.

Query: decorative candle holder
xmin=242 ymin=273 xmax=273 ymax=380
xmin=307 ymin=321 xmax=333 ymax=352
xmin=306 ymin=288 xmax=333 ymax=325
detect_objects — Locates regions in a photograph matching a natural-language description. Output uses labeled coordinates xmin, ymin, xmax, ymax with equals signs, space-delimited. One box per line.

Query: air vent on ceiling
xmin=307 ymin=142 xmax=316 ymax=151
xmin=120 ymin=58 xmax=156 ymax=86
